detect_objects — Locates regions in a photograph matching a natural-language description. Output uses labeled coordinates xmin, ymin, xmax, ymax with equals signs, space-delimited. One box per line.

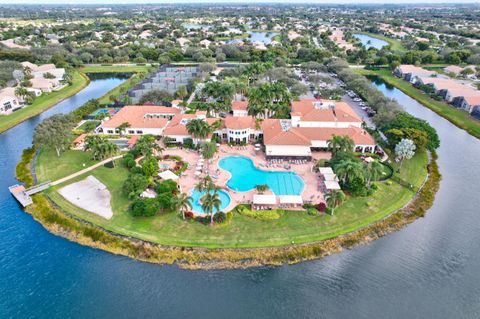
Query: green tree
xmin=366 ymin=161 xmax=384 ymax=186
xmin=324 ymin=190 xmax=346 ymax=215
xmin=116 ymin=122 xmax=131 ymax=136
xmin=186 ymin=119 xmax=211 ymax=145
xmin=395 ymin=138 xmax=416 ymax=171
xmin=255 ymin=184 xmax=269 ymax=194
xmin=172 ymin=192 xmax=193 ymax=220
xmin=327 ymin=135 xmax=355 ymax=156
xmin=33 ymin=114 xmax=74 ymax=157
xmin=200 ymin=190 xmax=222 ymax=225
xmin=142 ymin=156 xmax=159 ymax=178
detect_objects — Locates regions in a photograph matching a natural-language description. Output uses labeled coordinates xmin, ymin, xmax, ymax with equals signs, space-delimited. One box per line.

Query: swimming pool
xmin=218 ymin=156 xmax=304 ymax=195
xmin=190 ymin=189 xmax=231 ymax=214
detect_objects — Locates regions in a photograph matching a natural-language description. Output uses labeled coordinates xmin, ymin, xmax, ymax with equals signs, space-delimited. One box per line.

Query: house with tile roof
xmin=0 ymin=87 xmax=22 ymax=115
xmin=97 ymin=105 xmax=181 ymax=136
xmin=290 ymin=99 xmax=363 ymax=128
xmin=394 ymin=65 xmax=436 ymax=84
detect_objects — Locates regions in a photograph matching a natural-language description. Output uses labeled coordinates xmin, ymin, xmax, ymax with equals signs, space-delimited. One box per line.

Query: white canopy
xmin=319 ymin=167 xmax=334 ymax=175
xmin=279 ymin=195 xmax=303 ymax=205
xmin=158 ymin=170 xmax=179 ymax=181
xmin=324 ymin=180 xmax=341 ymax=190
xmin=323 ymin=173 xmax=338 ymax=182
xmin=364 ymin=156 xmax=375 ymax=163
xmin=253 ymin=194 xmax=277 ymax=205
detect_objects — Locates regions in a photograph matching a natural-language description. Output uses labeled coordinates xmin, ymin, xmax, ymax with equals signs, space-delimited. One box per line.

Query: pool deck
xmin=161 ymin=144 xmax=325 ymax=214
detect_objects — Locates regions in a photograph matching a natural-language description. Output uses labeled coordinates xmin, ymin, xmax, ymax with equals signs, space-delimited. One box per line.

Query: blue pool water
xmin=190 ymin=189 xmax=231 ymax=214
xmin=218 ymin=156 xmax=304 ymax=195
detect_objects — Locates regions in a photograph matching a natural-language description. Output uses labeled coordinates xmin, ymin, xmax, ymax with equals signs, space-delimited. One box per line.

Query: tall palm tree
xmin=200 ymin=190 xmax=221 ymax=224
xmin=366 ymin=161 xmax=384 ymax=186
xmin=186 ymin=119 xmax=211 ymax=145
xmin=324 ymin=190 xmax=346 ymax=215
xmin=172 ymin=192 xmax=193 ymax=220
xmin=116 ymin=122 xmax=131 ymax=136
xmin=334 ymin=160 xmax=365 ymax=184
xmin=201 ymin=141 xmax=218 ymax=171
xmin=327 ymin=135 xmax=355 ymax=156
xmin=14 ymin=86 xmax=35 ymax=104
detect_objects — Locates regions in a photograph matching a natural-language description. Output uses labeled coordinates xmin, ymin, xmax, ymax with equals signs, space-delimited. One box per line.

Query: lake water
xmin=227 ymin=31 xmax=279 ymax=45
xmin=353 ymin=33 xmax=388 ymax=49
xmin=1 ymin=74 xmax=480 ymax=318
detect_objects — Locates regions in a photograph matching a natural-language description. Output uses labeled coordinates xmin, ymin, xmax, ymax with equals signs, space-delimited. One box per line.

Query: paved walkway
xmin=51 ymin=155 xmax=123 ymax=186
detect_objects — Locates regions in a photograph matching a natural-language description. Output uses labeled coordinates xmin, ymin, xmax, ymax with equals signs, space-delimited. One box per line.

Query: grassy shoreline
xmin=36 ymin=147 xmax=428 ymax=248
xmin=355 ymin=68 xmax=480 ymax=139
xmin=354 ymin=31 xmax=406 ymax=52
xmin=0 ymin=70 xmax=90 ymax=134
xmin=79 ymin=65 xmax=152 ymax=105
xmin=16 ymin=147 xmax=440 ymax=269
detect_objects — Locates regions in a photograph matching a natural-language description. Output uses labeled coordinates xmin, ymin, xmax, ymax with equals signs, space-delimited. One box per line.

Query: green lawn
xmin=354 ymin=32 xmax=406 ymax=52
xmin=79 ymin=65 xmax=151 ymax=74
xmin=0 ymin=71 xmax=89 ymax=134
xmin=37 ymin=148 xmax=428 ymax=248
xmin=36 ymin=148 xmax=98 ymax=183
xmin=355 ymin=68 xmax=480 ymax=140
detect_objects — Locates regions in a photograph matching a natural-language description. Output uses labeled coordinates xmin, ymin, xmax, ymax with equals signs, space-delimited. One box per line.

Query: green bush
xmin=236 ymin=205 xmax=281 ymax=220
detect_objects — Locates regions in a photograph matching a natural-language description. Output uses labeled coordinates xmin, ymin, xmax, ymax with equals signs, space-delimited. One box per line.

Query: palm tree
xmin=186 ymin=119 xmax=211 ymax=145
xmin=116 ymin=122 xmax=131 ymax=136
xmin=366 ymin=161 xmax=384 ymax=186
xmin=195 ymin=175 xmax=214 ymax=193
xmin=201 ymin=141 xmax=217 ymax=171
xmin=14 ymin=86 xmax=35 ymax=104
xmin=327 ymin=135 xmax=355 ymax=156
xmin=324 ymin=190 xmax=346 ymax=215
xmin=84 ymin=135 xmax=118 ymax=163
xmin=334 ymin=160 xmax=365 ymax=185
xmin=255 ymin=184 xmax=269 ymax=194
xmin=172 ymin=192 xmax=193 ymax=220
xmin=200 ymin=190 xmax=222 ymax=224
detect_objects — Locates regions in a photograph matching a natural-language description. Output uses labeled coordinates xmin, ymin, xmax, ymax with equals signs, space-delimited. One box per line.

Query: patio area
xmin=161 ymin=144 xmax=324 ymax=213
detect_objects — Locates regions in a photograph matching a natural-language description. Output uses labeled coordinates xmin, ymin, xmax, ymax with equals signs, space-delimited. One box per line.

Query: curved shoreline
xmin=15 ymin=148 xmax=440 ymax=269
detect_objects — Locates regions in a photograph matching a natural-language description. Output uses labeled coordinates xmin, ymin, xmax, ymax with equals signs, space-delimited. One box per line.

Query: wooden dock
xmin=9 ymin=182 xmax=51 ymax=207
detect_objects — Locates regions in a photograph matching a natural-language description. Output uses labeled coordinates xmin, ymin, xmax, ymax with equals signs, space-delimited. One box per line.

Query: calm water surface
xmin=1 ymin=75 xmax=480 ymax=318
xmin=353 ymin=34 xmax=388 ymax=49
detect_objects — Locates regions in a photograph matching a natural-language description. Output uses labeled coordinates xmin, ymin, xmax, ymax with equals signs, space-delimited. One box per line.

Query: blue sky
xmin=0 ymin=0 xmax=478 ymax=3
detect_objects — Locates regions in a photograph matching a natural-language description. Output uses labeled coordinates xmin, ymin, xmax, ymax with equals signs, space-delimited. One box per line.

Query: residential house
xmin=97 ymin=105 xmax=180 ymax=135
xmin=30 ymin=77 xmax=61 ymax=92
xmin=458 ymin=95 xmax=480 ymax=115
xmin=290 ymin=99 xmax=363 ymax=128
xmin=262 ymin=118 xmax=376 ymax=159
xmin=21 ymin=62 xmax=65 ymax=81
xmin=231 ymin=100 xmax=249 ymax=117
xmin=0 ymin=87 xmax=22 ymax=115
xmin=394 ymin=65 xmax=436 ymax=84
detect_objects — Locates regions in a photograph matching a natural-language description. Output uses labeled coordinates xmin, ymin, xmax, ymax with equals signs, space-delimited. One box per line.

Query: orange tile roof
xmin=398 ymin=65 xmax=435 ymax=76
xmin=224 ymin=116 xmax=255 ymax=130
xmin=127 ymin=135 xmax=140 ymax=146
xmin=464 ymin=95 xmax=480 ymax=106
xmin=291 ymin=99 xmax=361 ymax=123
xmin=232 ymin=100 xmax=248 ymax=111
xmin=262 ymin=119 xmax=375 ymax=146
xmin=101 ymin=105 xmax=179 ymax=129
xmin=73 ymin=133 xmax=87 ymax=145
xmin=447 ymin=88 xmax=480 ymax=98
xmin=295 ymin=126 xmax=376 ymax=145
